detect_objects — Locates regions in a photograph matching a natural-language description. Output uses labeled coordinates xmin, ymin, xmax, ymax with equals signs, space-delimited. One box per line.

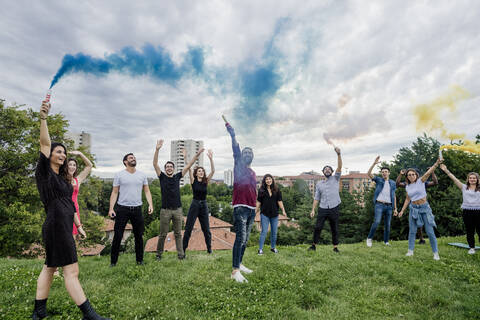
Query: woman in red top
xmin=67 ymin=151 xmax=93 ymax=237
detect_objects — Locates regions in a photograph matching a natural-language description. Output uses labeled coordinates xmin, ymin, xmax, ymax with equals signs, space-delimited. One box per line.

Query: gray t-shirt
xmin=113 ymin=170 xmax=148 ymax=206
xmin=314 ymin=172 xmax=341 ymax=209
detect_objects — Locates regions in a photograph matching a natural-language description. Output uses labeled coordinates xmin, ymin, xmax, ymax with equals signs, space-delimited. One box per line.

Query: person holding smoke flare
xmin=396 ymin=168 xmax=438 ymax=245
xmin=67 ymin=151 xmax=93 ymax=238
xmin=32 ymin=101 xmax=109 ymax=320
xmin=309 ymin=146 xmax=343 ymax=253
xmin=256 ymin=174 xmax=287 ymax=255
xmin=398 ymin=159 xmax=442 ymax=260
xmin=365 ymin=156 xmax=397 ymax=247
xmin=183 ymin=148 xmax=215 ymax=255
xmin=225 ymin=121 xmax=257 ymax=283
xmin=440 ymin=164 xmax=480 ymax=254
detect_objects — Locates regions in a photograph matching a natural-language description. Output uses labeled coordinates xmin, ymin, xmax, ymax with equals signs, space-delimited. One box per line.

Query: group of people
xmin=31 ymin=99 xmax=480 ymax=318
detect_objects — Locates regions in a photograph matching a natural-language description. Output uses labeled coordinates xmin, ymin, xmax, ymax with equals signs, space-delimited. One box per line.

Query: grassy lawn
xmin=1 ymin=236 xmax=479 ymax=319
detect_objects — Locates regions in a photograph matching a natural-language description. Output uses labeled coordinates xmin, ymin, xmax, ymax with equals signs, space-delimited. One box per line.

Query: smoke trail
xmin=440 ymin=140 xmax=480 ymax=154
xmin=49 ymin=43 xmax=204 ymax=88
xmin=413 ymin=85 xmax=470 ymax=140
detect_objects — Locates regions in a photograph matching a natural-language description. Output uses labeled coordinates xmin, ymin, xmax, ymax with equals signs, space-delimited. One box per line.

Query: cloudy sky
xmin=2 ymin=0 xmax=479 ymax=179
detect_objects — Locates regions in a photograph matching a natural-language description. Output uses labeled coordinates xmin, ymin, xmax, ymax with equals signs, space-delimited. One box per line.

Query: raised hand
xmin=207 ymin=149 xmax=213 ymax=159
xmin=225 ymin=123 xmax=235 ymax=137
xmin=334 ymin=146 xmax=341 ymax=155
xmin=40 ymin=101 xmax=50 ymax=119
xmin=374 ymin=156 xmax=380 ymax=164
xmin=400 ymin=169 xmax=406 ymax=175
xmin=440 ymin=164 xmax=447 ymax=171
xmin=197 ymin=147 xmax=205 ymax=155
xmin=156 ymin=139 xmax=164 ymax=150
xmin=182 ymin=148 xmax=187 ymax=160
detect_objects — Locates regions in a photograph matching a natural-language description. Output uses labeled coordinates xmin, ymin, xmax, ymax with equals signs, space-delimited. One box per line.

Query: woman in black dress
xmin=32 ymin=100 xmax=109 ymax=320
xmin=182 ymin=149 xmax=214 ymax=254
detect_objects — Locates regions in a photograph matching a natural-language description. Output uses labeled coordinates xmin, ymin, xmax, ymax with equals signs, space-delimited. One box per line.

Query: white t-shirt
xmin=377 ymin=180 xmax=391 ymax=203
xmin=461 ymin=184 xmax=480 ymax=210
xmin=405 ymin=179 xmax=427 ymax=202
xmin=113 ymin=170 xmax=148 ymax=206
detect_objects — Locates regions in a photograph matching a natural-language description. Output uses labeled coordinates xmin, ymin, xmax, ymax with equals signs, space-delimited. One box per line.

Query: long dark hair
xmin=260 ymin=174 xmax=278 ymax=195
xmin=50 ymin=142 xmax=71 ymax=183
xmin=466 ymin=172 xmax=480 ymax=192
xmin=68 ymin=158 xmax=78 ymax=178
xmin=193 ymin=166 xmax=208 ymax=185
xmin=405 ymin=168 xmax=419 ymax=185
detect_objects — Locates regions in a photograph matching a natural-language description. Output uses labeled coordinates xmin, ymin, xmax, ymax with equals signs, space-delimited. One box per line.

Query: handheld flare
xmin=439 ymin=148 xmax=443 ymax=161
xmin=45 ymin=89 xmax=52 ymax=103
xmin=222 ymin=115 xmax=228 ymax=124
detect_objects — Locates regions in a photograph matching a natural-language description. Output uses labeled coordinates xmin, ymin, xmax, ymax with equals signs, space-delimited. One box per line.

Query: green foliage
xmin=81 ymin=212 xmax=106 ymax=246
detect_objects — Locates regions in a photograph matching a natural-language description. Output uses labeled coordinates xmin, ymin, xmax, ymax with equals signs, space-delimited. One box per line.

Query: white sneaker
xmin=240 ymin=264 xmax=253 ymax=274
xmin=433 ymin=252 xmax=440 ymax=260
xmin=231 ymin=271 xmax=248 ymax=283
xmin=406 ymin=250 xmax=414 ymax=257
xmin=366 ymin=239 xmax=372 ymax=247
xmin=468 ymin=248 xmax=475 ymax=255
xmin=384 ymin=242 xmax=391 ymax=246
xmin=258 ymin=249 xmax=264 ymax=255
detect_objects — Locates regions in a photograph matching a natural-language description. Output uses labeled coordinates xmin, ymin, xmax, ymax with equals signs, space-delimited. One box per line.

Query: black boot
xmin=32 ymin=298 xmax=47 ymax=319
xmin=78 ymin=299 xmax=111 ymax=320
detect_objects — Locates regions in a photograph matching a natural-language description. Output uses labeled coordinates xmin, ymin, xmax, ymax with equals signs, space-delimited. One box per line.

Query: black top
xmin=257 ymin=188 xmax=283 ymax=218
xmin=192 ymin=179 xmax=208 ymax=200
xmin=159 ymin=172 xmax=182 ymax=209
xmin=35 ymin=152 xmax=78 ymax=267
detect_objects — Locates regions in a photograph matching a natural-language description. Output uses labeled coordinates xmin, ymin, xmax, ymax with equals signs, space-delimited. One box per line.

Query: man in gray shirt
xmin=309 ymin=146 xmax=342 ymax=253
xmin=108 ymin=153 xmax=153 ymax=266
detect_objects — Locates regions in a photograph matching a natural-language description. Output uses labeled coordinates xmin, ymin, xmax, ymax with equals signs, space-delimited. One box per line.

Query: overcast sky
xmin=1 ymin=0 xmax=479 ymax=179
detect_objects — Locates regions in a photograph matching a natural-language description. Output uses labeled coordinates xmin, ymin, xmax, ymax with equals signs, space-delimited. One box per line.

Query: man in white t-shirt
xmin=108 ymin=153 xmax=153 ymax=266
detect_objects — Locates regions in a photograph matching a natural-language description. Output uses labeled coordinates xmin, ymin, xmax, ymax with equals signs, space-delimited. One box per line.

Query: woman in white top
xmin=398 ymin=159 xmax=442 ymax=260
xmin=440 ymin=164 xmax=480 ymax=254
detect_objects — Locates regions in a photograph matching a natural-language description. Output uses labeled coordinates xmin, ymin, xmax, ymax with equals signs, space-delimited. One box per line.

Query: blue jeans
xmin=259 ymin=214 xmax=279 ymax=250
xmin=367 ymin=202 xmax=392 ymax=243
xmin=232 ymin=206 xmax=256 ymax=269
xmin=408 ymin=203 xmax=438 ymax=253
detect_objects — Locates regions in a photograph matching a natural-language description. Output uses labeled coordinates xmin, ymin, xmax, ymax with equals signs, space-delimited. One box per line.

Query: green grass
xmin=1 ymin=236 xmax=479 ymax=319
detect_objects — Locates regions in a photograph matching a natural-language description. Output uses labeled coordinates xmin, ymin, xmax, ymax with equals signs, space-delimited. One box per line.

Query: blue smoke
xmin=50 ymin=43 xmax=204 ymax=88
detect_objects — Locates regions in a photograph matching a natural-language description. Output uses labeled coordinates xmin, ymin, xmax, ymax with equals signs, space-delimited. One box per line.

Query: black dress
xmin=35 ymin=152 xmax=78 ymax=267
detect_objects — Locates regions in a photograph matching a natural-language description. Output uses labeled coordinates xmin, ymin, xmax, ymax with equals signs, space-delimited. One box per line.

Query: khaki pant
xmin=157 ymin=208 xmax=184 ymax=257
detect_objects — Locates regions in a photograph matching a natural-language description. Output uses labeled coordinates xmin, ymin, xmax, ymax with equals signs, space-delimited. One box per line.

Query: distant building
xmin=170 ymin=140 xmax=204 ymax=186
xmin=66 ymin=131 xmax=91 ymax=152
xmin=224 ymin=169 xmax=233 ymax=186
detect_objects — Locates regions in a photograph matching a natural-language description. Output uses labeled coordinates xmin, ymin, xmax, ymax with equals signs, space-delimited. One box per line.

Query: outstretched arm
xmin=39 ymin=101 xmax=51 ymax=157
xmin=427 ymin=170 xmax=439 ymax=187
xmin=367 ymin=156 xmax=380 ymax=179
xmin=70 ymin=150 xmax=93 ymax=184
xmin=421 ymin=158 xmax=441 ymax=182
xmin=226 ymin=123 xmax=241 ymax=157
xmin=182 ymin=148 xmax=194 ymax=183
xmin=396 ymin=170 xmax=406 ymax=188
xmin=153 ymin=139 xmax=163 ymax=176
xmin=206 ymin=149 xmax=215 ymax=181
xmin=335 ymin=147 xmax=342 ymax=173
xmin=440 ymin=164 xmax=463 ymax=189
xmin=182 ymin=148 xmax=205 ymax=177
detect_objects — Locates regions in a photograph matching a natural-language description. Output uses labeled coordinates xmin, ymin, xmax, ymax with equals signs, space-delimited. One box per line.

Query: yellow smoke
xmin=413 ymin=85 xmax=480 ymax=155
xmin=440 ymin=140 xmax=480 ymax=154
xmin=413 ymin=85 xmax=470 ymax=140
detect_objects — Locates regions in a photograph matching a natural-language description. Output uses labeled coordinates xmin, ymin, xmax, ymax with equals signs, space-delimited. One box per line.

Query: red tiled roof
xmin=79 ymin=244 xmax=105 ymax=256
xmin=103 ymin=218 xmax=132 ymax=232
xmin=145 ymin=228 xmax=236 ymax=252
xmin=181 ymin=215 xmax=232 ymax=229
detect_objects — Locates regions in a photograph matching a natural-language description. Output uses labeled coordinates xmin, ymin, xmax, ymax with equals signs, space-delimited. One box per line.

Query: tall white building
xmin=66 ymin=131 xmax=91 ymax=152
xmin=170 ymin=140 xmax=204 ymax=186
xmin=224 ymin=169 xmax=233 ymax=186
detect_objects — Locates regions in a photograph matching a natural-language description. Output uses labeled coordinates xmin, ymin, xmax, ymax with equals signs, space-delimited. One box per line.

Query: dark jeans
xmin=313 ymin=205 xmax=340 ymax=246
xmin=183 ymin=199 xmax=212 ymax=252
xmin=111 ymin=205 xmax=144 ymax=264
xmin=463 ymin=209 xmax=480 ymax=248
xmin=367 ymin=202 xmax=393 ymax=243
xmin=232 ymin=206 xmax=255 ymax=269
